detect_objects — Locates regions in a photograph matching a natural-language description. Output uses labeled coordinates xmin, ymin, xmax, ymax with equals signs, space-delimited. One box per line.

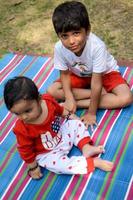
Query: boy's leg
xmin=98 ymin=72 xmax=132 ymax=109
xmin=47 ymin=81 xmax=92 ymax=100
xmin=98 ymin=84 xmax=132 ymax=108
xmin=47 ymin=74 xmax=92 ymax=100
xmin=76 ymin=72 xmax=132 ymax=109
xmin=48 ymin=71 xmax=132 ymax=109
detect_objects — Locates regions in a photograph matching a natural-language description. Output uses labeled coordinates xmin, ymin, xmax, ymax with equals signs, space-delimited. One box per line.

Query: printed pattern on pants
xmin=36 ymin=119 xmax=90 ymax=174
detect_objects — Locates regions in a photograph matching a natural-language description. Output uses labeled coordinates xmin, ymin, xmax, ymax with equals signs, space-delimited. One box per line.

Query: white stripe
xmin=124 ymin=175 xmax=133 ymax=200
xmin=60 ymin=110 xmax=108 ymax=199
xmin=0 ymin=54 xmax=18 ymax=73
xmin=0 ymin=56 xmax=26 ymax=84
xmin=1 ymin=162 xmax=31 ymax=199
xmin=78 ymin=110 xmax=122 ymax=199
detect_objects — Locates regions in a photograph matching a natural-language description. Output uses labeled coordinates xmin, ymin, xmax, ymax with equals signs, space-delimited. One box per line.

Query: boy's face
xmin=58 ymin=28 xmax=89 ymax=56
xmin=10 ymin=99 xmax=42 ymax=124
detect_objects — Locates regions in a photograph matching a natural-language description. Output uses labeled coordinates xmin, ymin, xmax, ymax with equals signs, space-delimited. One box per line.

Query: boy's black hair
xmin=52 ymin=1 xmax=91 ymax=34
xmin=4 ymin=76 xmax=40 ymax=110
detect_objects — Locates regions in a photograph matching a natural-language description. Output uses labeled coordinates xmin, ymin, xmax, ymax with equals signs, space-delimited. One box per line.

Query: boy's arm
xmin=81 ymin=73 xmax=102 ymax=130
xmin=60 ymin=70 xmax=76 ymax=113
xmin=89 ymin=73 xmax=102 ymax=115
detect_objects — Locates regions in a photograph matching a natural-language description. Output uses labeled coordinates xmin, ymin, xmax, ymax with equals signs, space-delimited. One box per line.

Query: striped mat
xmin=0 ymin=53 xmax=133 ymax=200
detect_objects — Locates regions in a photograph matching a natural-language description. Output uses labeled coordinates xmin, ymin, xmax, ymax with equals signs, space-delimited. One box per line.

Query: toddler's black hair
xmin=4 ymin=76 xmax=39 ymax=110
xmin=52 ymin=1 xmax=91 ymax=34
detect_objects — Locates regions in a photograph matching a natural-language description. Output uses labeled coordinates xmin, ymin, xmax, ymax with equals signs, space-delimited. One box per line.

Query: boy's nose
xmin=69 ymin=36 xmax=75 ymax=45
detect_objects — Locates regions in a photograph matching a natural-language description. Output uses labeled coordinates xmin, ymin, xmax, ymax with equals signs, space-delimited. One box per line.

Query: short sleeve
xmin=92 ymin=44 xmax=107 ymax=73
xmin=54 ymin=42 xmax=68 ymax=71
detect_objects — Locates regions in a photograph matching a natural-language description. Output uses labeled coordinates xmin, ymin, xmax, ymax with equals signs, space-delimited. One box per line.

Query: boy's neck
xmin=75 ymin=42 xmax=86 ymax=56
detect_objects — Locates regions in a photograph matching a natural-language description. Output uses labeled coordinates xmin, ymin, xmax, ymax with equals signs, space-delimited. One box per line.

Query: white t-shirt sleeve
xmin=54 ymin=43 xmax=68 ymax=71
xmin=92 ymin=43 xmax=108 ymax=73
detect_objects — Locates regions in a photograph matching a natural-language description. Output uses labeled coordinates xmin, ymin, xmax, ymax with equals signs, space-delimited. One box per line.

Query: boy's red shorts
xmin=56 ymin=71 xmax=127 ymax=92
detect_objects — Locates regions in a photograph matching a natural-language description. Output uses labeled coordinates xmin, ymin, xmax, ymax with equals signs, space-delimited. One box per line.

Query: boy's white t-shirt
xmin=54 ymin=32 xmax=119 ymax=77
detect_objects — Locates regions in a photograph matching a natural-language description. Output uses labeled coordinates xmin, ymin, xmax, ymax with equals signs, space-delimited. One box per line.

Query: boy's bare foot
xmin=94 ymin=157 xmax=114 ymax=172
xmin=82 ymin=144 xmax=105 ymax=158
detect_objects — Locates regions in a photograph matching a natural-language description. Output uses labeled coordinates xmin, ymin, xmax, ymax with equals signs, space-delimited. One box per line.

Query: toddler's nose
xmin=19 ymin=113 xmax=28 ymax=121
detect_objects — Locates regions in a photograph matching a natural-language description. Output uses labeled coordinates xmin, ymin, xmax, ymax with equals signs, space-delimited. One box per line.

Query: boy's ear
xmin=87 ymin=29 xmax=90 ymax=35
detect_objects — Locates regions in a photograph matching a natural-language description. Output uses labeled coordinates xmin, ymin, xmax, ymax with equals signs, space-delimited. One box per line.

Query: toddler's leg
xmin=94 ymin=157 xmax=114 ymax=172
xmin=37 ymin=151 xmax=94 ymax=174
xmin=63 ymin=119 xmax=105 ymax=157
xmin=82 ymin=143 xmax=105 ymax=158
xmin=37 ymin=151 xmax=113 ymax=174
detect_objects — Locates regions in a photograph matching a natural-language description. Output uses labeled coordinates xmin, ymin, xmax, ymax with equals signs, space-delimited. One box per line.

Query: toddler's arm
xmin=27 ymin=161 xmax=43 ymax=179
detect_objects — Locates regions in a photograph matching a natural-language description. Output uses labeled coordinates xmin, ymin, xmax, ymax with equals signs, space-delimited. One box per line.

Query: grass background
xmin=0 ymin=0 xmax=133 ymax=60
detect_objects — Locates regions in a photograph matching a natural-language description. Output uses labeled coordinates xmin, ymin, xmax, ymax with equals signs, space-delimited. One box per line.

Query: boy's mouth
xmin=70 ymin=45 xmax=79 ymax=52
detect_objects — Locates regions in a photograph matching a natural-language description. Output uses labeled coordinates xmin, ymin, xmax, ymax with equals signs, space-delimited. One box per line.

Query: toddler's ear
xmin=38 ymin=94 xmax=42 ymax=101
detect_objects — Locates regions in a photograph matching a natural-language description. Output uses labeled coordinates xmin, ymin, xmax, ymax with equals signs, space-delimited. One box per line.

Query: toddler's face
xmin=10 ymin=99 xmax=42 ymax=124
xmin=59 ymin=28 xmax=89 ymax=56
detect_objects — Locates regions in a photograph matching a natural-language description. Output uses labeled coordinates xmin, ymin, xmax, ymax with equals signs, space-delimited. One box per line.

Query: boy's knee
xmin=120 ymin=92 xmax=133 ymax=107
xmin=125 ymin=92 xmax=133 ymax=105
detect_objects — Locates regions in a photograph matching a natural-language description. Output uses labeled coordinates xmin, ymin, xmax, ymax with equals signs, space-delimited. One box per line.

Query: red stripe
xmin=0 ymin=145 xmax=16 ymax=173
xmin=61 ymin=109 xmax=121 ymax=199
xmin=93 ymin=110 xmax=112 ymax=142
xmin=36 ymin=173 xmax=55 ymax=200
xmin=72 ymin=175 xmax=89 ymax=199
xmin=34 ymin=58 xmax=52 ymax=82
xmin=1 ymin=54 xmax=19 ymax=74
xmin=100 ymin=123 xmax=133 ymax=199
xmin=0 ymin=55 xmax=25 ymax=83
xmin=61 ymin=67 xmax=132 ymax=199
xmin=2 ymin=163 xmax=30 ymax=200
xmin=1 ymin=56 xmax=54 ymax=198
xmin=62 ymin=175 xmax=80 ymax=199
xmin=126 ymin=182 xmax=133 ymax=200
xmin=124 ymin=67 xmax=133 ymax=87
xmin=99 ymin=110 xmax=121 ymax=144
xmin=0 ymin=114 xmax=17 ymax=143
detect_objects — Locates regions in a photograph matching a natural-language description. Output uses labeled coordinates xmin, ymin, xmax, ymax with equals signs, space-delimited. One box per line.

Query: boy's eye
xmin=61 ymin=34 xmax=68 ymax=39
xmin=73 ymin=32 xmax=80 ymax=36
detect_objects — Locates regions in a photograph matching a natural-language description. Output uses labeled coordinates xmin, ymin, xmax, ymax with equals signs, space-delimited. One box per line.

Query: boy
xmin=47 ymin=1 xmax=133 ymax=130
xmin=4 ymin=76 xmax=113 ymax=179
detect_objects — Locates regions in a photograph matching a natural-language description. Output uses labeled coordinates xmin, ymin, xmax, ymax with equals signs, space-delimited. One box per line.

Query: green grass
xmin=0 ymin=0 xmax=132 ymax=60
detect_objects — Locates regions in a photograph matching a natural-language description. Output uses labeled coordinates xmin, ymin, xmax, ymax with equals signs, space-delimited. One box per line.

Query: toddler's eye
xmin=25 ymin=109 xmax=32 ymax=113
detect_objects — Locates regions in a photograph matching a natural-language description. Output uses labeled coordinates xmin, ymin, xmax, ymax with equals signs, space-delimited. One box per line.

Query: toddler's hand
xmin=80 ymin=113 xmax=97 ymax=131
xmin=64 ymin=98 xmax=77 ymax=113
xmin=69 ymin=113 xmax=80 ymax=120
xmin=28 ymin=166 xmax=43 ymax=179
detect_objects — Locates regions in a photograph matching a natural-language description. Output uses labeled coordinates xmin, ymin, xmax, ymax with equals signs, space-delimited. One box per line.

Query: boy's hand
xmin=64 ymin=98 xmax=77 ymax=113
xmin=28 ymin=165 xmax=43 ymax=179
xmin=80 ymin=113 xmax=97 ymax=131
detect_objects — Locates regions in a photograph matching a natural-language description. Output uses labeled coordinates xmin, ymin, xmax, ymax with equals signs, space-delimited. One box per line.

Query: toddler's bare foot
xmin=94 ymin=157 xmax=114 ymax=172
xmin=82 ymin=144 xmax=105 ymax=158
